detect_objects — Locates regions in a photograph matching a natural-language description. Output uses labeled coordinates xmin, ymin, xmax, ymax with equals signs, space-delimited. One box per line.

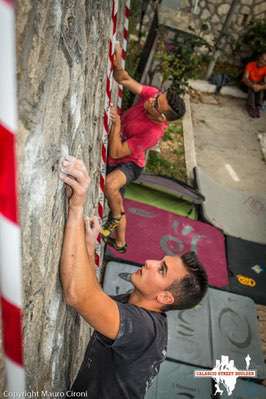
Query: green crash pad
xmin=125 ymin=183 xmax=198 ymax=220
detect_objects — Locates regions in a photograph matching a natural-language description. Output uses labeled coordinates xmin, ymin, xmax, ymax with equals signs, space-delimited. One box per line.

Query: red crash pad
xmin=108 ymin=199 xmax=228 ymax=288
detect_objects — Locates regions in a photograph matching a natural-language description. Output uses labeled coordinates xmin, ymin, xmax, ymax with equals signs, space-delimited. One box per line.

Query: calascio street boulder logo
xmin=194 ymin=354 xmax=256 ymax=396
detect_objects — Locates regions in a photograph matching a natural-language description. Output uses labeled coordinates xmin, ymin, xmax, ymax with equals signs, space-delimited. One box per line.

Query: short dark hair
xmin=163 ymin=252 xmax=208 ymax=312
xmin=165 ymin=86 xmax=186 ymax=121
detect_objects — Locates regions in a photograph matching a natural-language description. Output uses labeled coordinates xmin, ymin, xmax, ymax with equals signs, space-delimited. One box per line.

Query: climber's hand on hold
xmin=113 ymin=42 xmax=142 ymax=95
xmin=84 ymin=216 xmax=101 ymax=256
xmin=59 ymin=156 xmax=91 ymax=209
xmin=110 ymin=105 xmax=121 ymax=127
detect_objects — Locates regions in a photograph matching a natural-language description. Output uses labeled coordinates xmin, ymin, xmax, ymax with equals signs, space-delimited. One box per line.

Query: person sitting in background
xmin=59 ymin=156 xmax=208 ymax=399
xmin=242 ymin=53 xmax=266 ymax=118
xmin=101 ymin=43 xmax=186 ymax=254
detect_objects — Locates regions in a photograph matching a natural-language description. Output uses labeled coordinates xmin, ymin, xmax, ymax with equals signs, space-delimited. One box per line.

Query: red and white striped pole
xmin=117 ymin=0 xmax=131 ymax=113
xmin=96 ymin=0 xmax=118 ymax=267
xmin=0 ymin=0 xmax=25 ymax=392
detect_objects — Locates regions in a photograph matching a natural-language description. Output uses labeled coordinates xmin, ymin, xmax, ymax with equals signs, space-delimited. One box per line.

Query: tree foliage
xmin=151 ymin=29 xmax=211 ymax=94
xmin=236 ymin=19 xmax=266 ymax=58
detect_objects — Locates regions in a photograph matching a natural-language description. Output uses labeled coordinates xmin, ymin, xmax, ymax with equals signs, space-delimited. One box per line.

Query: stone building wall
xmin=160 ymin=0 xmax=266 ymax=62
xmin=0 ymin=0 xmax=126 ymax=394
xmin=189 ymin=0 xmax=266 ymax=58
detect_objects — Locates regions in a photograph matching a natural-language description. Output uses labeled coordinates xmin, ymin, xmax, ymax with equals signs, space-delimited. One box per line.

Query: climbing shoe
xmin=106 ymin=237 xmax=128 ymax=254
xmin=247 ymin=105 xmax=256 ymax=118
xmin=101 ymin=215 xmax=121 ymax=238
xmin=255 ymin=107 xmax=261 ymax=118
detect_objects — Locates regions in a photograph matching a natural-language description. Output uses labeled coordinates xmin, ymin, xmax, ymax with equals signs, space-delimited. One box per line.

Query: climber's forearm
xmin=113 ymin=43 xmax=142 ymax=94
xmin=59 ymin=156 xmax=120 ymax=337
xmin=60 ymin=206 xmax=101 ymax=305
xmin=114 ymin=68 xmax=143 ymax=95
xmin=61 ymin=207 xmax=120 ymax=339
xmin=113 ymin=47 xmax=131 ymax=84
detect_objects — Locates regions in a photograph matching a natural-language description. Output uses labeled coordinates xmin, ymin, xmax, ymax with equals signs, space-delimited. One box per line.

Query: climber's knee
xmin=105 ymin=169 xmax=127 ymax=196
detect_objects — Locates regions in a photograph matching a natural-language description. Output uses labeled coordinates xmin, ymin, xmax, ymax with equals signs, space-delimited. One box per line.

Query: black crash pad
xmin=225 ymin=235 xmax=266 ymax=305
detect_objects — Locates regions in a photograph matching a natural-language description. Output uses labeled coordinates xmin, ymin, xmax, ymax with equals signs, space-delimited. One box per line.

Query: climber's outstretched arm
xmin=113 ymin=43 xmax=142 ymax=95
xmin=59 ymin=157 xmax=120 ymax=340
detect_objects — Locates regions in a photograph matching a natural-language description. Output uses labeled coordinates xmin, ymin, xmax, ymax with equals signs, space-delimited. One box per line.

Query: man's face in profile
xmin=131 ymin=256 xmax=188 ymax=299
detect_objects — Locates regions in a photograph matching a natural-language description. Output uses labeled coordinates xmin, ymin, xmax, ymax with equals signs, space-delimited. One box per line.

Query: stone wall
xmin=0 ymin=0 xmax=127 ymax=393
xmin=160 ymin=0 xmax=266 ymax=61
xmin=189 ymin=0 xmax=266 ymax=57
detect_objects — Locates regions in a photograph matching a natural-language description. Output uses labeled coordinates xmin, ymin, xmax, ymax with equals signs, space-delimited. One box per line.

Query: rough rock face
xmin=13 ymin=0 xmax=125 ymax=392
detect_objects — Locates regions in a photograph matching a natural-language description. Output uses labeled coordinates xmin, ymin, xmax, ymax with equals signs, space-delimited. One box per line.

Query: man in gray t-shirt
xmin=59 ymin=157 xmax=208 ymax=399
xmin=71 ymin=293 xmax=167 ymax=398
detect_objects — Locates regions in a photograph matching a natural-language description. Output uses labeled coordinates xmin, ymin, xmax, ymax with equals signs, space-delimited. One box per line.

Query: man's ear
xmin=157 ymin=291 xmax=174 ymax=306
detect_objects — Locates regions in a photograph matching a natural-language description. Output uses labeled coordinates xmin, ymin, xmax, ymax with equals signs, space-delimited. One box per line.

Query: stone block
xmin=201 ymin=8 xmax=211 ymax=19
xmin=254 ymin=2 xmax=266 ymax=15
xmin=240 ymin=5 xmax=252 ymax=14
xmin=242 ymin=0 xmax=253 ymax=5
xmin=207 ymin=3 xmax=216 ymax=14
xmin=188 ymin=79 xmax=248 ymax=99
xmin=218 ymin=3 xmax=231 ymax=15
xmin=211 ymin=14 xmax=220 ymax=24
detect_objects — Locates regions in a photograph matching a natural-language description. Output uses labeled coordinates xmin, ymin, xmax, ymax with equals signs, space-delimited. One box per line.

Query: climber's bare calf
xmin=104 ymin=167 xmax=127 ymax=247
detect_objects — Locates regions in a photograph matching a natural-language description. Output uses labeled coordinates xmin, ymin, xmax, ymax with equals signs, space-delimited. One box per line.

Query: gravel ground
xmin=191 ymin=92 xmax=266 ymax=194
xmin=190 ymin=91 xmax=266 ymax=385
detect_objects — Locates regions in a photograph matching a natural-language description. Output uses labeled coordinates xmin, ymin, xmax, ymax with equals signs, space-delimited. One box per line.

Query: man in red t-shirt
xmin=101 ymin=44 xmax=186 ymax=252
xmin=243 ymin=53 xmax=266 ymax=118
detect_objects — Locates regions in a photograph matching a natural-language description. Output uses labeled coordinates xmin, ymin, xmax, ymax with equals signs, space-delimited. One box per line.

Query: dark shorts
xmin=107 ymin=162 xmax=143 ymax=195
